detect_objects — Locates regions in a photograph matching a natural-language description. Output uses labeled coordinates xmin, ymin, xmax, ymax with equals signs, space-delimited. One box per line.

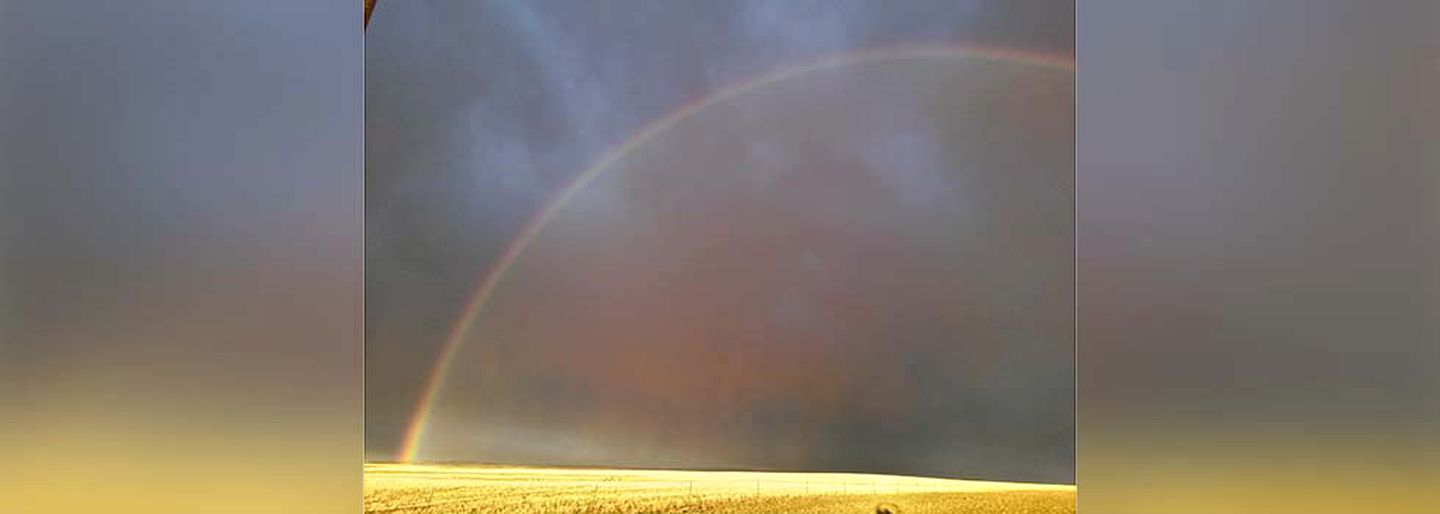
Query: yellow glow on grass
xmin=364 ymin=462 xmax=1075 ymax=513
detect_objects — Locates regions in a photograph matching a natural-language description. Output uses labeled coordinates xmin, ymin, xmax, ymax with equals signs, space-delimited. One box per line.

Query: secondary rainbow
xmin=397 ymin=45 xmax=1074 ymax=462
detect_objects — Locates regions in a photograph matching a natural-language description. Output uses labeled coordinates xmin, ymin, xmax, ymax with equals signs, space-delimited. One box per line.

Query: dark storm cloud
xmin=421 ymin=57 xmax=1072 ymax=481
xmin=366 ymin=1 xmax=1073 ymax=481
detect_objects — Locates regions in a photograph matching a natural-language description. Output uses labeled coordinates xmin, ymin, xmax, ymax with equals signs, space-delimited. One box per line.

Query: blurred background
xmin=1078 ymin=1 xmax=1439 ymax=512
xmin=0 ymin=1 xmax=360 ymax=513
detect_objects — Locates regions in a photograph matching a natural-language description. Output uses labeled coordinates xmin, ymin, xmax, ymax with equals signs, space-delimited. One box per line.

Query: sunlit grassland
xmin=365 ymin=462 xmax=1075 ymax=513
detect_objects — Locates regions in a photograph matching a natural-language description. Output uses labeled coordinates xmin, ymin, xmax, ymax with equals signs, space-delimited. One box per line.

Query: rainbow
xmin=396 ymin=45 xmax=1074 ymax=463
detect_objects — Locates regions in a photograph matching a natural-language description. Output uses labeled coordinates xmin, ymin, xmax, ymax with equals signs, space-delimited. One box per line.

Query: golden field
xmin=365 ymin=462 xmax=1075 ymax=513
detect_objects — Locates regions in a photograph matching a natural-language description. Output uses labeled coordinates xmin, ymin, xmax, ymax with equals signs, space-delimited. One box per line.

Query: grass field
xmin=365 ymin=462 xmax=1075 ymax=513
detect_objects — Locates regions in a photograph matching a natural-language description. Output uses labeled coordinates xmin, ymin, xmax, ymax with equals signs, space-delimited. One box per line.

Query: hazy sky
xmin=366 ymin=0 xmax=1074 ymax=482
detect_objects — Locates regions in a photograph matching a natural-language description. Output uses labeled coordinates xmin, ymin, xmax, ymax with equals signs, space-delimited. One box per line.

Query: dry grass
xmin=365 ymin=462 xmax=1075 ymax=514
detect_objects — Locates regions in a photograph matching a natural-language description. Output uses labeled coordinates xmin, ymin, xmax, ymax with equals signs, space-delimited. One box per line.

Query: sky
xmin=365 ymin=0 xmax=1075 ymax=483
